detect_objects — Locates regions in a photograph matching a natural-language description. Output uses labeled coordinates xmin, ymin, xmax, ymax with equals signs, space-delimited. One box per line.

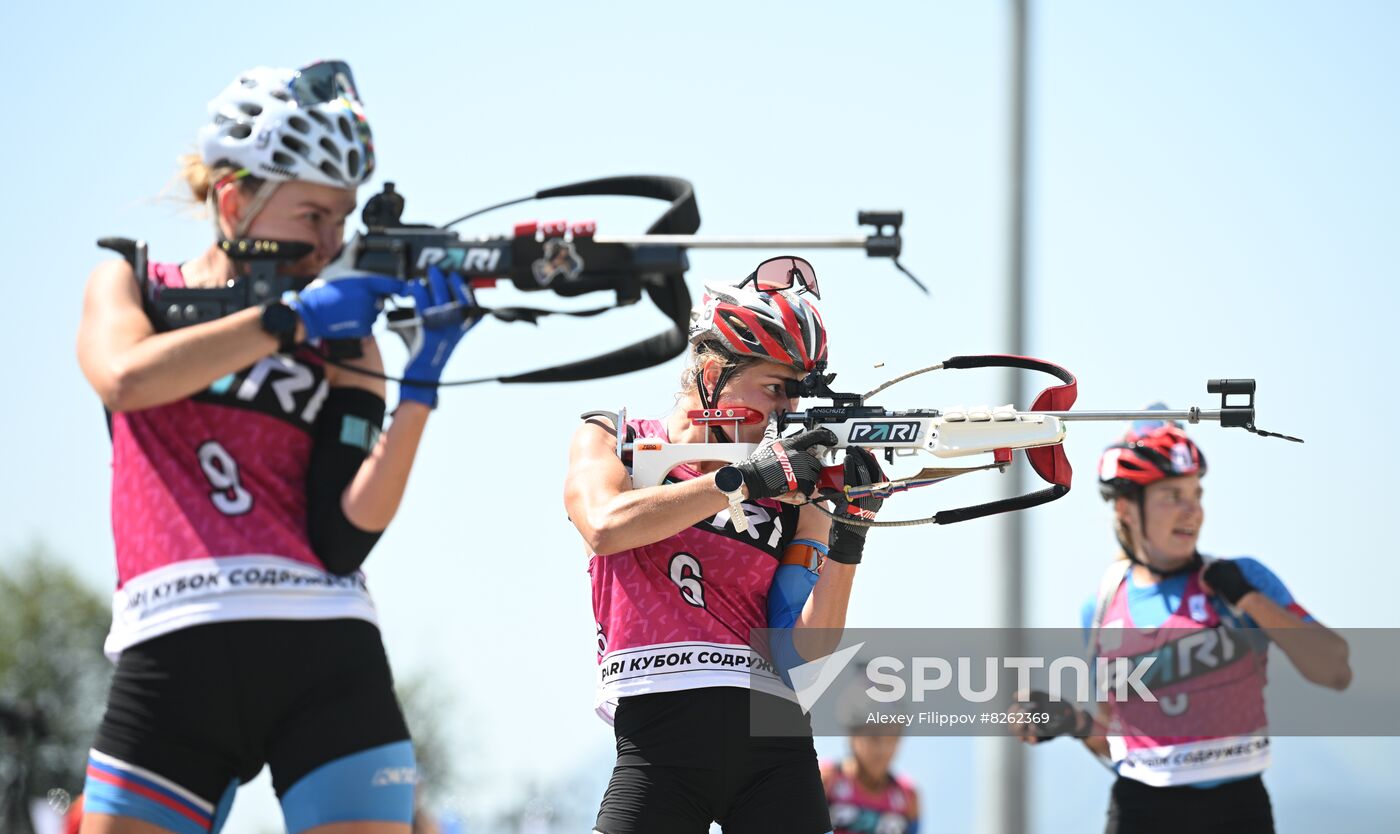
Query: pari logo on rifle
xmin=848 ymin=421 xmax=923 ymax=444
xmin=415 ymin=245 xmax=502 ymax=273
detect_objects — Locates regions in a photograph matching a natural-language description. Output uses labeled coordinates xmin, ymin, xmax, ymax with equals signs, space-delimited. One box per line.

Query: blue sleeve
xmin=767 ymin=563 xmax=819 ymax=630
xmin=1235 ymin=557 xmax=1314 ymax=623
xmin=766 ymin=563 xmax=820 ymax=687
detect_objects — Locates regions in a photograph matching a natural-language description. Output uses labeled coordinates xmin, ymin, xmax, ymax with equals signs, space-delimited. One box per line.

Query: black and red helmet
xmin=688 ymin=280 xmax=828 ymax=372
xmin=1098 ymin=414 xmax=1207 ymax=499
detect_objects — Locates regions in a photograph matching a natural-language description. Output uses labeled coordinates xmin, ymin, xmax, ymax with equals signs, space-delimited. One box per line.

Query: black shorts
xmin=595 ymin=687 xmax=831 ymax=834
xmin=91 ymin=618 xmax=410 ymax=806
xmin=1105 ymin=774 xmax=1274 ymax=834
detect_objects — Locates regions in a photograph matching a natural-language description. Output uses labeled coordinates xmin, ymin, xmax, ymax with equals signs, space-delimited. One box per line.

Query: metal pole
xmin=978 ymin=2 xmax=1029 ymax=833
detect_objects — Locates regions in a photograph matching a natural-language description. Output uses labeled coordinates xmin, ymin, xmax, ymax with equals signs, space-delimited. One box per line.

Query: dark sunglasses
xmin=738 ymin=256 xmax=820 ymax=300
xmin=291 ymin=60 xmax=362 ymax=106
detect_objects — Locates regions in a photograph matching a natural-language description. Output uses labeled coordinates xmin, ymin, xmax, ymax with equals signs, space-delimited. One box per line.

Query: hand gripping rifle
xmin=620 ymin=356 xmax=1302 ymax=529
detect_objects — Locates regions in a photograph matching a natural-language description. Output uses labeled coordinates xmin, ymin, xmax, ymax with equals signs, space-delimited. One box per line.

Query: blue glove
xmin=394 ymin=267 xmax=479 ymax=408
xmin=289 ymin=275 xmax=403 ymax=342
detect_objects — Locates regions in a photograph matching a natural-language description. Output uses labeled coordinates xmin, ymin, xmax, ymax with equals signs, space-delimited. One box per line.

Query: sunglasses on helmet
xmin=738 ymin=256 xmax=820 ymax=300
xmin=291 ymin=60 xmax=362 ymax=106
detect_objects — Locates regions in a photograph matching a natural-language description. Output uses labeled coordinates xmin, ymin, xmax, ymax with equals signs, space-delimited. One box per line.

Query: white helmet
xmin=199 ymin=61 xmax=374 ymax=189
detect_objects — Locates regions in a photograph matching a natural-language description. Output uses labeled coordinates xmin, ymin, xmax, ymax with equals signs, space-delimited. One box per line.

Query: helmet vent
xmin=721 ymin=313 xmax=753 ymax=340
xmin=281 ymin=134 xmax=309 ymax=156
xmin=201 ymin=66 xmax=374 ymax=189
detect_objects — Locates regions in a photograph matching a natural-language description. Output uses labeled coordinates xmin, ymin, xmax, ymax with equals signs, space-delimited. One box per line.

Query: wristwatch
xmin=260 ymin=300 xmax=300 ymax=353
xmin=715 ymin=465 xmax=749 ymax=533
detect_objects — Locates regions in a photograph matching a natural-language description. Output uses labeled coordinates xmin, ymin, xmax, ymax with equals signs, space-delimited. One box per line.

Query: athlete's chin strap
xmin=206 ymin=172 xmax=290 ymax=290
xmin=209 ymin=170 xmax=284 ymax=246
xmin=695 ymin=345 xmax=746 ymax=443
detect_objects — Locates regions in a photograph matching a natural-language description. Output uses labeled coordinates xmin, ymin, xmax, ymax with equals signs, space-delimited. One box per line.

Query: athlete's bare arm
xmin=1230 ymin=593 xmax=1351 ymax=690
xmin=1081 ymin=701 xmax=1112 ymax=758
xmin=77 ymin=258 xmax=297 ymax=412
xmin=566 ymin=419 xmax=747 ymax=555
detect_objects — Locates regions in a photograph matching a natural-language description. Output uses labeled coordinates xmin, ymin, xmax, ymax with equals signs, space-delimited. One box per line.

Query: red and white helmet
xmin=1098 ymin=414 xmax=1207 ymax=499
xmin=688 ymin=281 xmax=828 ymax=372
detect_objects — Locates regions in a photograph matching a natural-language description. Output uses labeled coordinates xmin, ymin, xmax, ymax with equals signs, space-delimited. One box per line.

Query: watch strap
xmin=261 ymin=300 xmax=299 ymax=354
xmin=715 ymin=465 xmax=750 ymax=533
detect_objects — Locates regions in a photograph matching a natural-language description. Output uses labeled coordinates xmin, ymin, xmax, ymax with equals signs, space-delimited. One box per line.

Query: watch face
xmin=715 ymin=465 xmax=744 ymax=493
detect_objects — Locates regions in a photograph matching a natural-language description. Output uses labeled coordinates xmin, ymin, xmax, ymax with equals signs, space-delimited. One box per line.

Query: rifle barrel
xmin=1027 ymin=408 xmax=1226 ymax=422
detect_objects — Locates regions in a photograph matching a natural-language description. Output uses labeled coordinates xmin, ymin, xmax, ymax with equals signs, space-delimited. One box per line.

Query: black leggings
xmin=92 ymin=618 xmax=410 ymax=803
xmin=595 ymin=687 xmax=831 ymax=834
xmin=1106 ymin=775 xmax=1274 ymax=834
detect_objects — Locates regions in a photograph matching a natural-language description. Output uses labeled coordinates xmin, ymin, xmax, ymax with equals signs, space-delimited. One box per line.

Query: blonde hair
xmin=177 ymin=153 xmax=262 ymax=204
xmin=678 ymin=342 xmax=762 ymax=396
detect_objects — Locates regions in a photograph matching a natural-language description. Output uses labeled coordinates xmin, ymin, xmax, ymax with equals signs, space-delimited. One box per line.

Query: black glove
xmin=827 ymin=446 xmax=885 ymax=565
xmin=1202 ymin=559 xmax=1255 ymax=605
xmin=733 ymin=428 xmax=837 ymax=500
xmin=1016 ymin=689 xmax=1089 ymax=743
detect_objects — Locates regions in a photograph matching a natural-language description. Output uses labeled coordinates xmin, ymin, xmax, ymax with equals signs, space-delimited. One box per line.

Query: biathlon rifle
xmin=618 ymin=356 xmax=1302 ymax=529
xmin=320 ymin=175 xmax=919 ymax=385
xmin=102 ymin=175 xmax=916 ymax=383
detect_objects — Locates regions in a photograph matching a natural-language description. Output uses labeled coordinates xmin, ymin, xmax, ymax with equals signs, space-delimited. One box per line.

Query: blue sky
xmin=2 ymin=1 xmax=1397 ymax=831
